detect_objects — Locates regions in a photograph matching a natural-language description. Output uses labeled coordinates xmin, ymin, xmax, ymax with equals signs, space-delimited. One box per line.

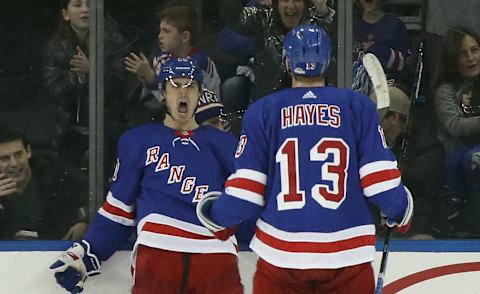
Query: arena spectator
xmin=42 ymin=0 xmax=133 ymax=170
xmin=195 ymin=89 xmax=226 ymax=131
xmin=352 ymin=0 xmax=412 ymax=97
xmin=0 ymin=126 xmax=88 ymax=240
xmin=217 ymin=0 xmax=269 ymax=116
xmin=125 ymin=5 xmax=221 ymax=114
xmin=433 ymin=26 xmax=480 ymax=235
xmin=220 ymin=0 xmax=335 ymax=100
xmin=371 ymin=85 xmax=411 ymax=149
xmin=43 ymin=0 xmax=131 ymax=127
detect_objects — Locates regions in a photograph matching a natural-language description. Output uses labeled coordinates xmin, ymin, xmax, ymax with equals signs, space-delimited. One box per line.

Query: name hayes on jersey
xmin=281 ymin=103 xmax=341 ymax=129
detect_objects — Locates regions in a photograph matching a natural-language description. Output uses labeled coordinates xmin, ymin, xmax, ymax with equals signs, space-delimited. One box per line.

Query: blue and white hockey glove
xmin=196 ymin=191 xmax=236 ymax=241
xmin=49 ymin=240 xmax=101 ymax=293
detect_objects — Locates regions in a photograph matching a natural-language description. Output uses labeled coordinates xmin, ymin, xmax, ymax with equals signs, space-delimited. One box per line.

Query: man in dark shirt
xmin=0 ymin=126 xmax=87 ymax=239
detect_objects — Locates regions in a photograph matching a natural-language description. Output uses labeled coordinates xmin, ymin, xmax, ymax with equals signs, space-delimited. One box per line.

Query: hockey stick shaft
xmin=375 ymin=228 xmax=393 ymax=294
xmin=399 ymin=41 xmax=424 ymax=166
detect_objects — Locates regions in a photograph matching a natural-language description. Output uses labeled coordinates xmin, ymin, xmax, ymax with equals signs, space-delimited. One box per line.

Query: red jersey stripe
xmin=255 ymin=228 xmax=375 ymax=253
xmin=102 ymin=201 xmax=135 ymax=220
xmin=142 ymin=222 xmax=215 ymax=240
xmin=226 ymin=178 xmax=265 ymax=195
xmin=360 ymin=169 xmax=400 ymax=188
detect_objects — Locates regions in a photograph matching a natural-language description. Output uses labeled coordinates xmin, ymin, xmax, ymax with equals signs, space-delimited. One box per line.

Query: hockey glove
xmin=380 ymin=186 xmax=414 ymax=234
xmin=49 ymin=240 xmax=101 ymax=293
xmin=380 ymin=212 xmax=412 ymax=234
xmin=196 ymin=191 xmax=236 ymax=241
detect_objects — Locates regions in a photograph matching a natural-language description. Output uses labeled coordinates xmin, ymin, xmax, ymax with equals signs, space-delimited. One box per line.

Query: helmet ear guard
xmin=282 ymin=24 xmax=332 ymax=77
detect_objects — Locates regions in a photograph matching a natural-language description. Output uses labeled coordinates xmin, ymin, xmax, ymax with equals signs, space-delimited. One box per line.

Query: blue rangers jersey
xmin=353 ymin=14 xmax=411 ymax=73
xmin=83 ymin=123 xmax=239 ymax=261
xmin=210 ymin=87 xmax=413 ymax=270
xmin=352 ymin=14 xmax=412 ymax=96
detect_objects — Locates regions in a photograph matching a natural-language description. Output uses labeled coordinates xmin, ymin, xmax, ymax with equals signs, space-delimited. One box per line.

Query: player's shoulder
xmin=242 ymin=94 xmax=273 ymax=122
xmin=119 ymin=122 xmax=167 ymax=144
xmin=197 ymin=125 xmax=237 ymax=143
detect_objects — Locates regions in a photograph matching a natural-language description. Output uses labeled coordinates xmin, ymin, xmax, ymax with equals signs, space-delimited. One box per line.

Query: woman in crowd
xmin=433 ymin=26 xmax=480 ymax=234
xmin=42 ymin=0 xmax=132 ymax=168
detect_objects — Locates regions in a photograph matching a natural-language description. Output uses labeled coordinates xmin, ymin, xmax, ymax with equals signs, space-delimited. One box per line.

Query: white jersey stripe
xmin=363 ymin=177 xmax=401 ymax=197
xmin=106 ymin=191 xmax=135 ymax=212
xmin=225 ymin=186 xmax=265 ymax=206
xmin=250 ymin=236 xmax=375 ymax=269
xmin=98 ymin=208 xmax=136 ymax=226
xmin=359 ymin=160 xmax=398 ymax=178
xmin=398 ymin=186 xmax=414 ymax=226
xmin=134 ymin=213 xmax=238 ymax=255
xmin=256 ymin=219 xmax=375 ymax=242
xmin=137 ymin=214 xmax=215 ymax=237
xmin=232 ymin=169 xmax=268 ymax=184
xmin=136 ymin=231 xmax=238 ymax=255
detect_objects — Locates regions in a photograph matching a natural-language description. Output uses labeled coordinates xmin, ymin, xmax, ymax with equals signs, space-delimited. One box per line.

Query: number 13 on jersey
xmin=276 ymin=137 xmax=349 ymax=211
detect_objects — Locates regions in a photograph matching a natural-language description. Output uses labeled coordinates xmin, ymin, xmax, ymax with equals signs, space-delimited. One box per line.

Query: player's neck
xmin=292 ymin=77 xmax=325 ymax=88
xmin=163 ymin=115 xmax=199 ymax=132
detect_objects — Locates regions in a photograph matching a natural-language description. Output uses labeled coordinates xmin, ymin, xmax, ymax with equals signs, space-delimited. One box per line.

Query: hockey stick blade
xmin=363 ymin=53 xmax=390 ymax=118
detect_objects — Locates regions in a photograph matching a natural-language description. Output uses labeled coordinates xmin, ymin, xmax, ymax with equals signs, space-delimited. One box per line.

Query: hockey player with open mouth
xmin=49 ymin=57 xmax=250 ymax=294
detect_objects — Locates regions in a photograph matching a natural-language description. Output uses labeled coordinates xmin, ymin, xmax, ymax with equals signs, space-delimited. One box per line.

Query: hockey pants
xmin=253 ymin=258 xmax=374 ymax=294
xmin=132 ymin=245 xmax=243 ymax=294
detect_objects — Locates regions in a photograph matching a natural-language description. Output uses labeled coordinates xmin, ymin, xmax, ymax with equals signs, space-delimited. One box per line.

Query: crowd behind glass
xmin=1 ymin=0 xmax=480 ymax=242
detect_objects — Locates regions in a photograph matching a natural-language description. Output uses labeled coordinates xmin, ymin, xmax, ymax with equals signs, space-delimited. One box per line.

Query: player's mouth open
xmin=178 ymin=101 xmax=188 ymax=114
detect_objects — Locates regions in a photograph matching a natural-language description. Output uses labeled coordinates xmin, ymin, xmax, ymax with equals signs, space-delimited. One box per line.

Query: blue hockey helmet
xmin=282 ymin=24 xmax=331 ymax=77
xmin=159 ymin=57 xmax=203 ymax=88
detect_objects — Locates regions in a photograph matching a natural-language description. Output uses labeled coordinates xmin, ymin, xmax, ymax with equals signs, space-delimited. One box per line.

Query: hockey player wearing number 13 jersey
xmin=197 ymin=25 xmax=413 ymax=293
xmin=50 ymin=58 xmax=246 ymax=294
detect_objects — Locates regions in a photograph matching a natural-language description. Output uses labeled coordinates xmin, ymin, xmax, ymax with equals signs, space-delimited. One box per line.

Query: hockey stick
xmin=375 ymin=228 xmax=392 ymax=294
xmin=363 ymin=53 xmax=390 ymax=119
xmin=362 ymin=54 xmax=393 ymax=293
xmin=400 ymin=41 xmax=424 ymax=164
xmin=400 ymin=0 xmax=427 ymax=165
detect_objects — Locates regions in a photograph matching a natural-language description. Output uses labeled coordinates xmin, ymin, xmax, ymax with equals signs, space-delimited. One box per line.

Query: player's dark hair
xmin=158 ymin=5 xmax=199 ymax=46
xmin=0 ymin=126 xmax=30 ymax=150
xmin=433 ymin=26 xmax=480 ymax=88
xmin=292 ymin=74 xmax=326 ymax=83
